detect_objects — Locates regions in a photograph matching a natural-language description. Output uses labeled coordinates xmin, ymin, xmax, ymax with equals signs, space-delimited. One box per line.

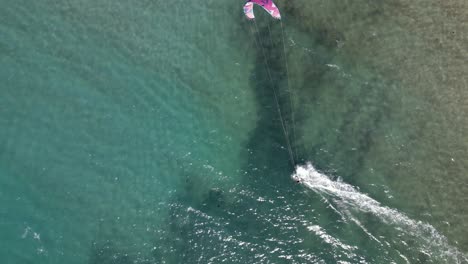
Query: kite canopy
xmin=243 ymin=0 xmax=281 ymax=20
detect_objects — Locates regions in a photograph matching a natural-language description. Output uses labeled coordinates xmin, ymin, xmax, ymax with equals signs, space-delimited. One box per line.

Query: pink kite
xmin=243 ymin=0 xmax=281 ymax=20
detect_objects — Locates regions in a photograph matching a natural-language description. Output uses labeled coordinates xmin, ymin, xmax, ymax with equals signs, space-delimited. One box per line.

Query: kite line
xmin=244 ymin=0 xmax=297 ymax=167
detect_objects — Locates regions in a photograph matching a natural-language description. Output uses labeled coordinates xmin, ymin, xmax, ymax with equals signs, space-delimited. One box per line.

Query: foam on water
xmin=292 ymin=162 xmax=468 ymax=263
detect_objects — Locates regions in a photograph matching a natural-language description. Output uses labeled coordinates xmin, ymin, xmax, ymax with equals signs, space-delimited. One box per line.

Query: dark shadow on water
xmin=241 ymin=15 xmax=341 ymax=180
xmin=242 ymin=19 xmax=297 ymax=179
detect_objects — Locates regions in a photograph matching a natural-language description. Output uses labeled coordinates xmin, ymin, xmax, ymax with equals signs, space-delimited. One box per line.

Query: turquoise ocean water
xmin=1 ymin=0 xmax=467 ymax=263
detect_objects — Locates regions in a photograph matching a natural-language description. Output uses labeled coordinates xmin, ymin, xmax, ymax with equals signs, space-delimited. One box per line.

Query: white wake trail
xmin=292 ymin=162 xmax=467 ymax=263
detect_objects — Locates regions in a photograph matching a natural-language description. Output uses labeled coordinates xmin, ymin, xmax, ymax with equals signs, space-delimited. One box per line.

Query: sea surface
xmin=1 ymin=0 xmax=467 ymax=263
